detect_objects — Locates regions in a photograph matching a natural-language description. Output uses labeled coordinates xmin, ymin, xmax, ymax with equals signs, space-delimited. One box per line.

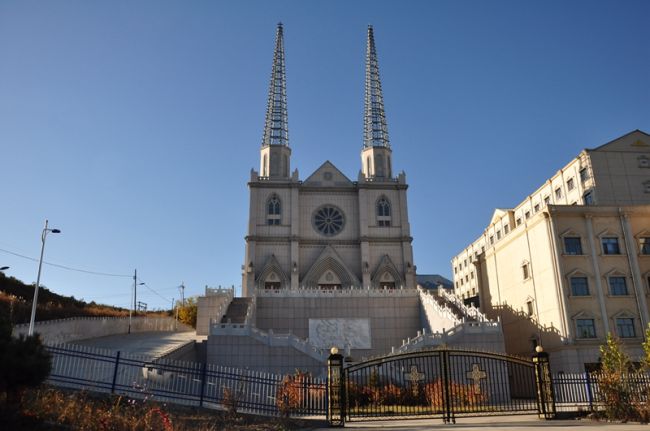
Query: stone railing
xmin=244 ymin=295 xmax=256 ymax=326
xmin=418 ymin=287 xmax=462 ymax=330
xmin=205 ymin=285 xmax=235 ymax=296
xmin=13 ymin=316 xmax=193 ymax=345
xmin=439 ymin=288 xmax=488 ymax=322
xmin=256 ymin=287 xmax=419 ymax=298
xmin=209 ymin=323 xmax=327 ymax=363
xmin=391 ymin=321 xmax=503 ymax=355
xmin=198 ymin=288 xmax=234 ymax=335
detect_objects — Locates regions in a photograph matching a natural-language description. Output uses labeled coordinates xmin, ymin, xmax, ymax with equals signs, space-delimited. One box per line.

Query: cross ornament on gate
xmin=405 ymin=365 xmax=425 ymax=396
xmin=466 ymin=364 xmax=487 ymax=394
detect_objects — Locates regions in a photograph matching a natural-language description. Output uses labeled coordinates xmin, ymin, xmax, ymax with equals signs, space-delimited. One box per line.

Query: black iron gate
xmin=335 ymin=348 xmax=546 ymax=424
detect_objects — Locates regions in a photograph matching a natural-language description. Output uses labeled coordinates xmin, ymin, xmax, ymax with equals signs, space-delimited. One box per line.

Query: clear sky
xmin=1 ymin=1 xmax=649 ymax=310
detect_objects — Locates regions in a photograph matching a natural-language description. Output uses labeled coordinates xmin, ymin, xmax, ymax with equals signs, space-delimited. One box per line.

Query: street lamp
xmin=0 ymin=266 xmax=9 ymax=271
xmin=28 ymin=220 xmax=61 ymax=336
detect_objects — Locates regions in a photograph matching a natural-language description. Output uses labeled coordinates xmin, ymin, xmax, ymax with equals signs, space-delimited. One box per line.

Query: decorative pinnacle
xmin=262 ymin=23 xmax=289 ymax=147
xmin=364 ymin=25 xmax=390 ymax=148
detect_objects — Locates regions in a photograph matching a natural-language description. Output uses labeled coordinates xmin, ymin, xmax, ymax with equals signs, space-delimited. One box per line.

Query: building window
xmin=579 ymin=168 xmax=588 ymax=182
xmin=496 ymin=230 xmax=501 ymax=240
xmin=567 ymin=178 xmax=575 ymax=191
xmin=313 ymin=205 xmax=345 ymax=236
xmin=576 ymin=319 xmax=596 ymax=338
xmin=616 ymin=318 xmax=636 ymax=338
xmin=534 ymin=204 xmax=540 ymax=212
xmin=525 ymin=211 xmax=530 ymax=220
xmin=570 ymin=277 xmax=589 ymax=296
xmin=489 ymin=236 xmax=494 ymax=245
xmin=609 ymin=276 xmax=628 ymax=295
xmin=376 ymin=197 xmax=391 ymax=226
xmin=602 ymin=237 xmax=621 ymax=255
xmin=267 ymin=194 xmax=281 ymax=225
xmin=504 ymin=224 xmax=510 ymax=234
xmin=639 ymin=156 xmax=650 ymax=168
xmin=470 ymin=271 xmax=474 ymax=279
xmin=526 ymin=300 xmax=534 ymax=316
xmin=516 ymin=218 xmax=522 ymax=226
xmin=522 ymin=263 xmax=530 ymax=280
xmin=564 ymin=237 xmax=583 ymax=255
xmin=583 ymin=191 xmax=594 ymax=205
xmin=454 ymin=266 xmax=457 ymax=274
xmin=641 ymin=237 xmax=650 ymax=255
xmin=555 ymin=187 xmax=562 ymax=200
xmin=544 ymin=196 xmax=550 ymax=206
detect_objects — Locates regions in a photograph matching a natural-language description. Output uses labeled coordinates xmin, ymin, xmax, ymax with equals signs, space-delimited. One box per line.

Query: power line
xmin=139 ymin=281 xmax=172 ymax=303
xmin=0 ymin=247 xmax=132 ymax=278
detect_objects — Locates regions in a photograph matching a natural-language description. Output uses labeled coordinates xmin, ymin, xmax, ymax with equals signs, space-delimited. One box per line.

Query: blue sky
xmin=1 ymin=1 xmax=649 ymax=310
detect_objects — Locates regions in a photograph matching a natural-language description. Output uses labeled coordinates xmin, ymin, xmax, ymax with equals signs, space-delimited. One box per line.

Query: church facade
xmin=241 ymin=24 xmax=416 ymax=297
xmin=199 ymin=25 xmax=501 ymax=375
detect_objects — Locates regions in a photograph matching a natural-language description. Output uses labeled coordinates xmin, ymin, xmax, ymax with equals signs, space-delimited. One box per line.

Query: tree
xmin=597 ymin=333 xmax=636 ymax=421
xmin=176 ymin=297 xmax=197 ymax=328
xmin=0 ymin=313 xmax=51 ymax=405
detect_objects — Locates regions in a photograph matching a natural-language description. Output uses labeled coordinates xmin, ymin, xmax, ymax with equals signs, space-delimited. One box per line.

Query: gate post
xmin=533 ymin=346 xmax=556 ymax=420
xmin=327 ymin=347 xmax=345 ymax=427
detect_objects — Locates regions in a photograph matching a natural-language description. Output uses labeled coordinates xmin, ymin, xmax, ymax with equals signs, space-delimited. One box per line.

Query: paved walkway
xmin=71 ymin=330 xmax=201 ymax=357
xmin=310 ymin=415 xmax=648 ymax=430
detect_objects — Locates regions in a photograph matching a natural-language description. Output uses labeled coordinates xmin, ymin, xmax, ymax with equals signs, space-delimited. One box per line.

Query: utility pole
xmin=134 ymin=269 xmax=138 ymax=316
xmin=179 ymin=282 xmax=185 ymax=307
xmin=128 ymin=268 xmax=136 ymax=334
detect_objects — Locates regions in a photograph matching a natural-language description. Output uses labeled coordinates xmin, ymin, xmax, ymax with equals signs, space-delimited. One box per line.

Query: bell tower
xmin=260 ymin=23 xmax=291 ymax=179
xmin=361 ymin=25 xmax=392 ymax=180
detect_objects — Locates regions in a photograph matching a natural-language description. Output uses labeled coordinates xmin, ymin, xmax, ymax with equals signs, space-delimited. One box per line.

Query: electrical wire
xmin=139 ymin=281 xmax=172 ymax=303
xmin=0 ymin=247 xmax=132 ymax=278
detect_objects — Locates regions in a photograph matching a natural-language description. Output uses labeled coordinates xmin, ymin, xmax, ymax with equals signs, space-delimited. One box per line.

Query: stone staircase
xmin=220 ymin=297 xmax=253 ymax=324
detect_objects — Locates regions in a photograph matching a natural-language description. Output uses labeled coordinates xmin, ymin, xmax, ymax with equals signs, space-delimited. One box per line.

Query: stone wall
xmin=207 ymin=333 xmax=326 ymax=377
xmin=13 ymin=316 xmax=193 ymax=345
xmin=254 ymin=289 xmax=421 ymax=360
xmin=196 ymin=290 xmax=233 ymax=335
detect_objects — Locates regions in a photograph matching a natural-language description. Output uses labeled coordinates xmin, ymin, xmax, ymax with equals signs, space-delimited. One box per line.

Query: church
xmin=241 ymin=24 xmax=416 ymax=295
xmin=198 ymin=24 xmax=502 ymax=376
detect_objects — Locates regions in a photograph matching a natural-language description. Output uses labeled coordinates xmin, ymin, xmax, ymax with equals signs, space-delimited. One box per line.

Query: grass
xmin=0 ymin=386 xmax=322 ymax=431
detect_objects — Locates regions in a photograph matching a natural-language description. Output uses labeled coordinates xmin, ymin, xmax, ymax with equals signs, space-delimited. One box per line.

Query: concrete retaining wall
xmin=13 ymin=316 xmax=193 ymax=344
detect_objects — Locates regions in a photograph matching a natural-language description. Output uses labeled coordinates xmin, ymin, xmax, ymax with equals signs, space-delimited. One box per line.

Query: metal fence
xmin=552 ymin=372 xmax=650 ymax=412
xmin=344 ymin=349 xmax=538 ymax=423
xmin=46 ymin=343 xmax=326 ymax=417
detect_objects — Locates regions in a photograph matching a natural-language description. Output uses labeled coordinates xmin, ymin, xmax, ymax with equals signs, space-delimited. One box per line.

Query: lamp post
xmin=28 ymin=219 xmax=61 ymax=336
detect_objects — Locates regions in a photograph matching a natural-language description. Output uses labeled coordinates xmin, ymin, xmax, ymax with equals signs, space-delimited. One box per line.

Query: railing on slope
xmin=391 ymin=321 xmax=503 ymax=355
xmin=418 ymin=287 xmax=462 ymax=329
xmin=45 ymin=342 xmax=326 ymax=417
xmin=439 ymin=288 xmax=489 ymax=322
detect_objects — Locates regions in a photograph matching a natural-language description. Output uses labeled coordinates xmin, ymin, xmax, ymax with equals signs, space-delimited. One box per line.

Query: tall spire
xmin=262 ymin=23 xmax=289 ymax=147
xmin=364 ymin=25 xmax=390 ymax=148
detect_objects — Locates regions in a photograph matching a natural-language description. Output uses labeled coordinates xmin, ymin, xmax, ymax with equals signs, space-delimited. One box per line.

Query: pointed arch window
xmin=376 ymin=197 xmax=391 ymax=227
xmin=267 ymin=194 xmax=281 ymax=225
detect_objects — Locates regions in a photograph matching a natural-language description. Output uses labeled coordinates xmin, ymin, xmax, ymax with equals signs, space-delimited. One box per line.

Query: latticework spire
xmin=364 ymin=25 xmax=390 ymax=148
xmin=262 ymin=23 xmax=289 ymax=147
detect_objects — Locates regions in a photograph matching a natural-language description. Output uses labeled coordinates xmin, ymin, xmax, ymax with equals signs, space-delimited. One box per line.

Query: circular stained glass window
xmin=313 ymin=206 xmax=345 ymax=236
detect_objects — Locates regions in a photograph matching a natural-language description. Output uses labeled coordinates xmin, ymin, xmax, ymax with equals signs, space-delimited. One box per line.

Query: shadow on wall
xmin=489 ymin=303 xmax=564 ymax=357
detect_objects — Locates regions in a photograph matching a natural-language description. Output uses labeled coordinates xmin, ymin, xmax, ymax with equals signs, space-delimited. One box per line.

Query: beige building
xmin=452 ymin=130 xmax=650 ymax=372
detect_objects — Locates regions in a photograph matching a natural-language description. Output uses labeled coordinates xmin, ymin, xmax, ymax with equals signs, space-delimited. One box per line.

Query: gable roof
xmin=303 ymin=161 xmax=354 ymax=187
xmin=591 ymin=129 xmax=650 ymax=152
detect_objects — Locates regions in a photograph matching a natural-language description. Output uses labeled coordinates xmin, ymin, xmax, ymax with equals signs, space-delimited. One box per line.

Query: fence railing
xmin=45 ymin=343 xmax=326 ymax=417
xmin=552 ymin=372 xmax=650 ymax=412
